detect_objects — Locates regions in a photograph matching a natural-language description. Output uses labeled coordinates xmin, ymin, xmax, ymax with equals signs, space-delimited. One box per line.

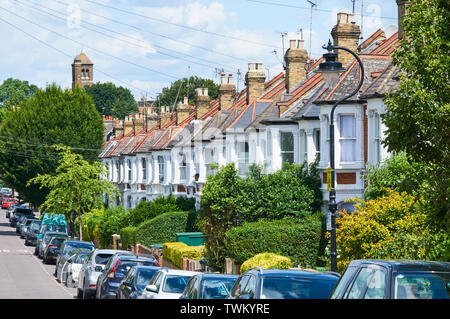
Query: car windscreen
xmin=30 ymin=222 xmax=41 ymax=231
xmin=261 ymin=276 xmax=338 ymax=299
xmin=49 ymin=238 xmax=66 ymax=247
xmin=202 ymin=278 xmax=237 ymax=299
xmin=162 ymin=275 xmax=191 ymax=293
xmin=115 ymin=260 xmax=155 ymax=275
xmin=14 ymin=208 xmax=33 ymax=215
xmin=63 ymin=243 xmax=94 ymax=256
xmin=42 ymin=225 xmax=67 ymax=233
xmin=394 ymin=272 xmax=450 ymax=299
xmin=95 ymin=253 xmax=114 ymax=265
xmin=136 ymin=269 xmax=158 ymax=288
xmin=74 ymin=253 xmax=90 ymax=264
xmin=44 ymin=234 xmax=67 ymax=243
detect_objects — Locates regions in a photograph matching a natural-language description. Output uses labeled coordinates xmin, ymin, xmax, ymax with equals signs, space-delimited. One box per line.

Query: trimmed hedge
xmin=163 ymin=242 xmax=188 ymax=263
xmin=172 ymin=245 xmax=205 ymax=269
xmin=240 ymin=252 xmax=293 ymax=273
xmin=120 ymin=226 xmax=138 ymax=249
xmin=135 ymin=211 xmax=199 ymax=247
xmin=224 ymin=216 xmax=325 ymax=268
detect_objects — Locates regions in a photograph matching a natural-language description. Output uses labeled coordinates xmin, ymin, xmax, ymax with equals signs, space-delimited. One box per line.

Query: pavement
xmin=0 ymin=208 xmax=78 ymax=299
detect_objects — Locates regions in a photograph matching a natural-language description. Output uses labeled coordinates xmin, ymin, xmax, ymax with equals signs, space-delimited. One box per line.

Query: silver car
xmin=77 ymin=249 xmax=134 ymax=299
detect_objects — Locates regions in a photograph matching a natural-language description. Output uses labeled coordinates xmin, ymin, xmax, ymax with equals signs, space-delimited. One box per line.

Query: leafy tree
xmin=156 ymin=76 xmax=219 ymax=109
xmin=0 ymin=78 xmax=38 ymax=122
xmin=382 ymin=0 xmax=449 ymax=229
xmin=336 ymin=189 xmax=449 ymax=272
xmin=0 ymin=84 xmax=104 ymax=206
xmin=84 ymin=82 xmax=138 ymax=119
xmin=28 ymin=145 xmax=118 ymax=240
xmin=364 ymin=152 xmax=429 ymax=200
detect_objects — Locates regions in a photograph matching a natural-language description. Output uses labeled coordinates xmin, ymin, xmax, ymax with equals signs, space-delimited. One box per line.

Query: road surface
xmin=0 ymin=208 xmax=77 ymax=299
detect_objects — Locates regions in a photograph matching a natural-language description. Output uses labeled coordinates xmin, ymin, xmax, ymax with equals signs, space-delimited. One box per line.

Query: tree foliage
xmin=28 ymin=145 xmax=118 ymax=240
xmin=0 ymin=84 xmax=104 ymax=205
xmin=84 ymin=82 xmax=138 ymax=120
xmin=199 ymin=162 xmax=323 ymax=271
xmin=382 ymin=0 xmax=449 ymax=229
xmin=336 ymin=189 xmax=449 ymax=272
xmin=364 ymin=151 xmax=429 ymax=200
xmin=156 ymin=76 xmax=219 ymax=109
xmin=0 ymin=78 xmax=38 ymax=122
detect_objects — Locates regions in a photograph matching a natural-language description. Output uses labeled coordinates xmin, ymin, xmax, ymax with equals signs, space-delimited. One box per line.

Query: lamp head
xmin=314 ymin=40 xmax=346 ymax=89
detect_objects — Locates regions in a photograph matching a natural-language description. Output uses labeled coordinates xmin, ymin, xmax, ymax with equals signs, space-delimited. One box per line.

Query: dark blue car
xmin=96 ymin=255 xmax=159 ymax=299
xmin=181 ymin=273 xmax=239 ymax=299
xmin=116 ymin=265 xmax=161 ymax=299
xmin=228 ymin=268 xmax=340 ymax=299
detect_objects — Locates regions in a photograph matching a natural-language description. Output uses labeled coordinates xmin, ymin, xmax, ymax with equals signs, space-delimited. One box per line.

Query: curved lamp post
xmin=315 ymin=40 xmax=364 ymax=272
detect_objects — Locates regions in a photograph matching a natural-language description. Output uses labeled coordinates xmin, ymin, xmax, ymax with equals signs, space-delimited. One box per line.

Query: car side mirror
xmin=123 ymin=281 xmax=132 ymax=287
xmin=145 ymin=284 xmax=158 ymax=293
xmin=95 ymin=266 xmax=103 ymax=272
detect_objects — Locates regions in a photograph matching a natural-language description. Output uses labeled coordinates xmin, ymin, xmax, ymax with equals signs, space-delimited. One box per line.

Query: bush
xmin=136 ymin=211 xmax=199 ymax=247
xmin=120 ymin=226 xmax=138 ymax=249
xmin=337 ymin=189 xmax=450 ymax=272
xmin=240 ymin=253 xmax=293 ymax=273
xmin=125 ymin=195 xmax=179 ymax=226
xmin=224 ymin=215 xmax=326 ymax=268
xmin=172 ymin=245 xmax=205 ymax=269
xmin=163 ymin=242 xmax=188 ymax=263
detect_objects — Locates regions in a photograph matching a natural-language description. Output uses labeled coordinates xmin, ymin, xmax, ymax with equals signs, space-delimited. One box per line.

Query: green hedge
xmin=136 ymin=211 xmax=199 ymax=247
xmin=120 ymin=226 xmax=138 ymax=249
xmin=240 ymin=252 xmax=293 ymax=273
xmin=224 ymin=216 xmax=325 ymax=268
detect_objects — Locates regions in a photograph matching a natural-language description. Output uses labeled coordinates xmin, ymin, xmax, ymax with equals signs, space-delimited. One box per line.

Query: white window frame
xmin=338 ymin=114 xmax=357 ymax=163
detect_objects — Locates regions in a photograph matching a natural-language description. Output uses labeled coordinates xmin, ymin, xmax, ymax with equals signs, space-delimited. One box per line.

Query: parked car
xmin=181 ymin=273 xmax=238 ymax=299
xmin=20 ymin=218 xmax=40 ymax=239
xmin=116 ymin=266 xmax=161 ymax=299
xmin=15 ymin=215 xmax=29 ymax=234
xmin=330 ymin=259 xmax=450 ymax=299
xmin=39 ymin=231 xmax=68 ymax=259
xmin=140 ymin=268 xmax=200 ymax=299
xmin=96 ymin=255 xmax=159 ymax=299
xmin=35 ymin=213 xmax=67 ymax=256
xmin=2 ymin=197 xmax=16 ymax=209
xmin=9 ymin=207 xmax=34 ymax=227
xmin=25 ymin=220 xmax=42 ymax=246
xmin=0 ymin=187 xmax=12 ymax=197
xmin=64 ymin=250 xmax=91 ymax=288
xmin=77 ymin=249 xmax=135 ymax=299
xmin=5 ymin=204 xmax=18 ymax=219
xmin=55 ymin=241 xmax=96 ymax=283
xmin=43 ymin=236 xmax=67 ymax=264
xmin=227 ymin=267 xmax=340 ymax=299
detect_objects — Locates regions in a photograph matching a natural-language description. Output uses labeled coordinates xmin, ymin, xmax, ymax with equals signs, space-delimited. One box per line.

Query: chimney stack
xmin=176 ymin=95 xmax=190 ymax=125
xmin=218 ymin=73 xmax=236 ymax=110
xmin=133 ymin=113 xmax=144 ymax=134
xmin=331 ymin=13 xmax=361 ymax=66
xmin=245 ymin=63 xmax=266 ymax=104
xmin=123 ymin=116 xmax=133 ymax=136
xmin=146 ymin=107 xmax=158 ymax=131
xmin=114 ymin=119 xmax=124 ymax=137
xmin=160 ymin=106 xmax=172 ymax=128
xmin=396 ymin=0 xmax=410 ymax=40
xmin=284 ymin=37 xmax=308 ymax=93
xmin=195 ymin=88 xmax=211 ymax=119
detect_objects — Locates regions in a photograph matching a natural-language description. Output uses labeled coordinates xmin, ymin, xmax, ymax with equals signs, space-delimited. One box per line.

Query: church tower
xmin=72 ymin=52 xmax=94 ymax=89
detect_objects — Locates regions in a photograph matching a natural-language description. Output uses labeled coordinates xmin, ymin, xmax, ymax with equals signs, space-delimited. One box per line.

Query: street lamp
xmin=315 ymin=40 xmax=364 ymax=272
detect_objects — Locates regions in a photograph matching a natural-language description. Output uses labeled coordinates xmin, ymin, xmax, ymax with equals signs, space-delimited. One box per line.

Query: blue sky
xmin=0 ymin=0 xmax=399 ymax=100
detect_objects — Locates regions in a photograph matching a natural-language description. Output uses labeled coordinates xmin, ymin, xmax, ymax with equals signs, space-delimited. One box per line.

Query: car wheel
xmin=77 ymin=288 xmax=83 ymax=299
xmin=65 ymin=274 xmax=72 ymax=287
xmin=43 ymin=255 xmax=48 ymax=264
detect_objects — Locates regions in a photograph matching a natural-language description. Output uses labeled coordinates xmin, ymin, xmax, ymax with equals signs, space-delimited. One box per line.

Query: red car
xmin=2 ymin=198 xmax=16 ymax=209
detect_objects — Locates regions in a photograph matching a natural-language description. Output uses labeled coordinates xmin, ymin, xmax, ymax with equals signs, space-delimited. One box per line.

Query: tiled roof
xmin=360 ymin=62 xmax=399 ymax=99
xmin=314 ymin=55 xmax=392 ymax=104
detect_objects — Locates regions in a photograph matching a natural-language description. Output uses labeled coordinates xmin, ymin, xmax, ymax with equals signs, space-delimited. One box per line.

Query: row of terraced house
xmin=99 ymin=8 xmax=406 ymax=218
